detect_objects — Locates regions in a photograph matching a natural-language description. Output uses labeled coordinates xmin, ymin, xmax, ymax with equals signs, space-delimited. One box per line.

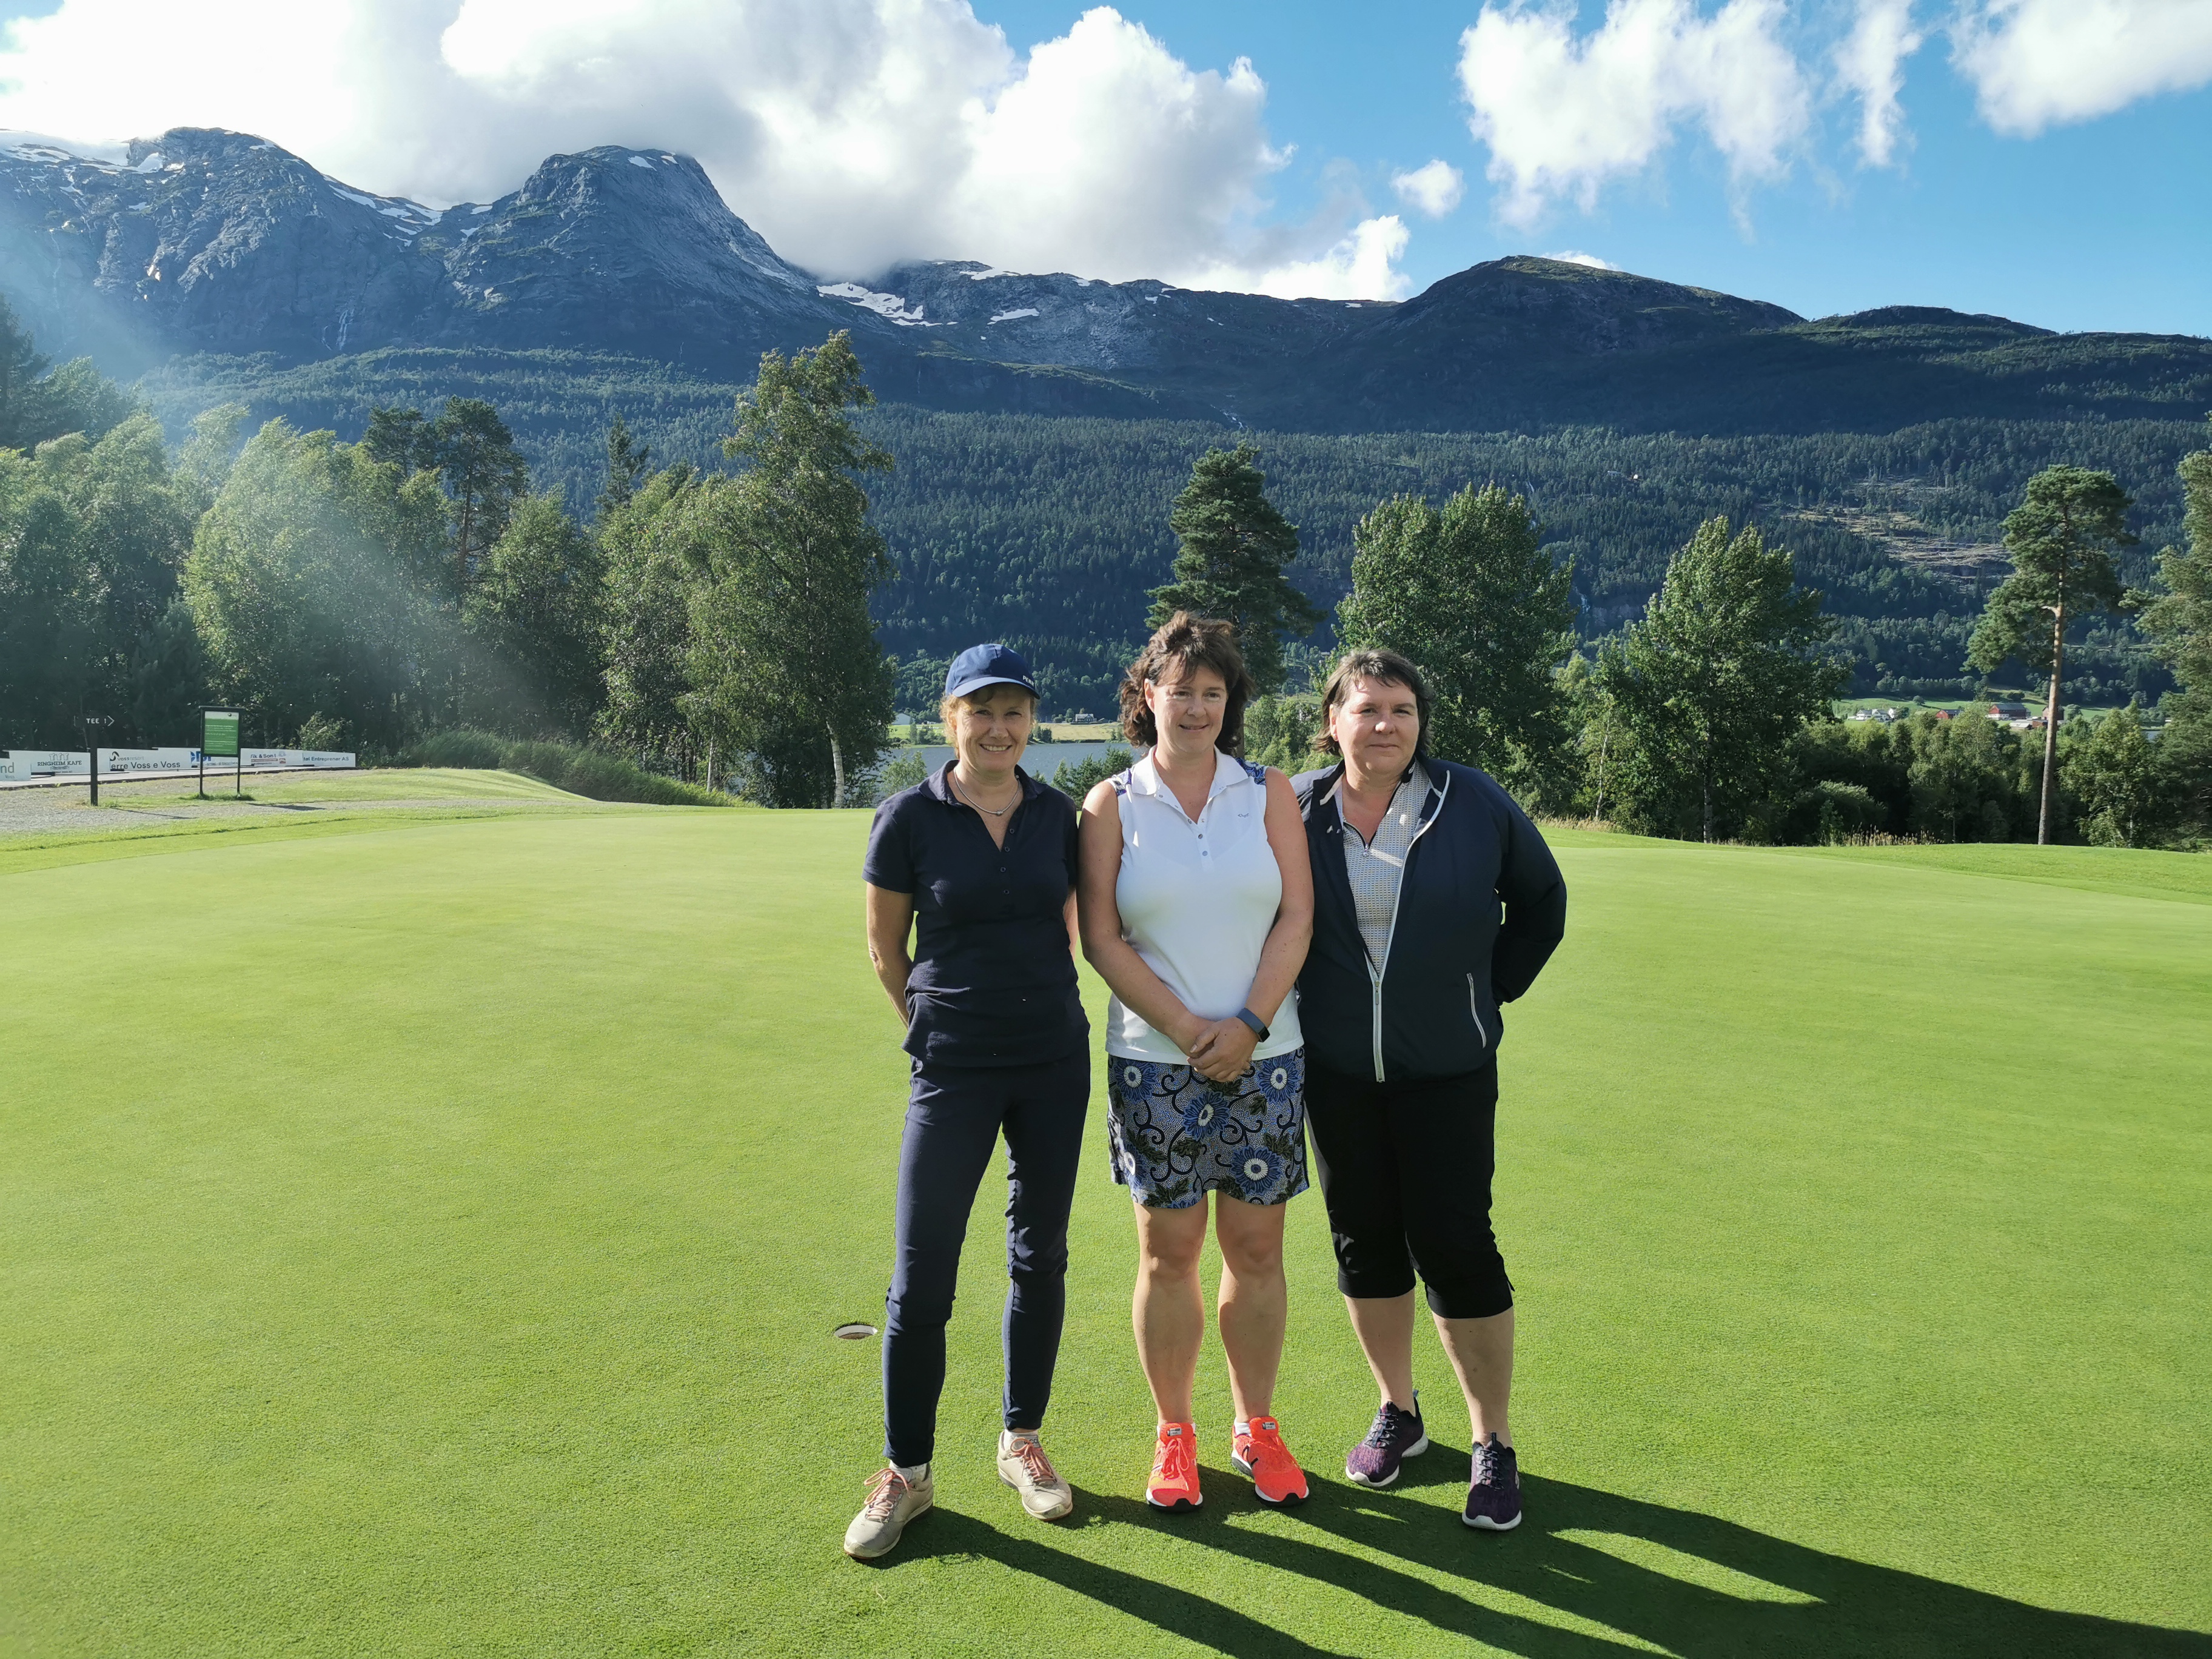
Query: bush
xmin=409 ymin=729 xmax=507 ymax=769
xmin=877 ymin=748 xmax=930 ymax=800
xmin=1807 ymin=779 xmax=1885 ymax=843
xmin=1048 ymin=745 xmax=1134 ymax=800
xmin=391 ymin=728 xmax=728 ymax=806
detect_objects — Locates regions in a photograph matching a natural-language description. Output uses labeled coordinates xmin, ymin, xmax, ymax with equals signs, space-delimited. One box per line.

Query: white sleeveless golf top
xmin=1106 ymin=749 xmax=1302 ymax=1062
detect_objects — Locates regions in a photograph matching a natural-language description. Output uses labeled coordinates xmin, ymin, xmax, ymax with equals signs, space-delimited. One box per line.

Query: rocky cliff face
xmin=0 ymin=127 xmax=451 ymax=366
xmin=0 ymin=127 xmax=883 ymax=376
xmin=431 ymin=147 xmax=836 ymax=369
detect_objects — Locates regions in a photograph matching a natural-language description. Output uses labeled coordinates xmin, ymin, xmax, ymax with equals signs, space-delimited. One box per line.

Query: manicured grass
xmin=2 ymin=813 xmax=2207 ymax=1656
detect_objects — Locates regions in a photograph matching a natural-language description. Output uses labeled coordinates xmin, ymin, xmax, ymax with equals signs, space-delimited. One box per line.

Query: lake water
xmin=894 ymin=742 xmax=1133 ymax=786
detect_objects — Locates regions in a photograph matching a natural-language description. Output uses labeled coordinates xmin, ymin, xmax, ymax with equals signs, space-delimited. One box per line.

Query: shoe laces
xmin=1154 ymin=1427 xmax=1195 ymax=1483
xmin=1472 ymin=1438 xmax=1511 ymax=1489
xmin=862 ymin=1466 xmax=910 ymax=1520
xmin=1361 ymin=1403 xmax=1409 ymax=1449
xmin=1008 ymin=1436 xmax=1059 ymax=1488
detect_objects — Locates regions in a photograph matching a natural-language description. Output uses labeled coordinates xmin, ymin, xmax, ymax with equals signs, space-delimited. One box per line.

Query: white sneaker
xmin=996 ymin=1429 xmax=1075 ymax=1521
xmin=843 ymin=1464 xmax=933 ymax=1560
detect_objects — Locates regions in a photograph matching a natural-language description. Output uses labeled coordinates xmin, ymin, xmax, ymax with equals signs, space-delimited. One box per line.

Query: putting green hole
xmin=833 ymin=1322 xmax=878 ymax=1340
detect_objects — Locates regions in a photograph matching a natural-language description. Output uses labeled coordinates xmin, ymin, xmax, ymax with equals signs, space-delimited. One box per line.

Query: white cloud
xmin=1951 ymin=0 xmax=2212 ymax=135
xmin=1456 ymin=0 xmax=1811 ymax=226
xmin=1543 ymin=249 xmax=1622 ymax=269
xmin=1391 ymin=158 xmax=1466 ymax=218
xmin=0 ymin=0 xmax=1410 ymax=297
xmin=1205 ymin=214 xmax=1413 ymax=300
xmin=1835 ymin=0 xmax=1924 ymax=167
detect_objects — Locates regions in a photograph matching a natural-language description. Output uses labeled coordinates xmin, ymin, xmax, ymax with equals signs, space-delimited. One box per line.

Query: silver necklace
xmin=953 ymin=777 xmax=1015 ymax=817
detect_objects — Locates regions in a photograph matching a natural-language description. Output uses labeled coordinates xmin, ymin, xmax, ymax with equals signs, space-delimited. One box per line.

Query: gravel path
xmin=0 ymin=783 xmax=557 ymax=840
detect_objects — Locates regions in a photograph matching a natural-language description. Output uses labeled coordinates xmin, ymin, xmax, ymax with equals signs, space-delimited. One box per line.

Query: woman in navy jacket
xmin=1293 ymin=648 xmax=1566 ymax=1531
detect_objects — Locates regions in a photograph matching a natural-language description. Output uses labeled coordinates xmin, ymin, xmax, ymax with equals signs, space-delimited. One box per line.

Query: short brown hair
xmin=1318 ymin=648 xmax=1431 ymax=758
xmin=1118 ymin=612 xmax=1256 ymax=755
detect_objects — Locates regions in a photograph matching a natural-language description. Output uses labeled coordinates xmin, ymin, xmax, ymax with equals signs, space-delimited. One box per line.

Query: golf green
xmin=2 ymin=809 xmax=2207 ymax=1657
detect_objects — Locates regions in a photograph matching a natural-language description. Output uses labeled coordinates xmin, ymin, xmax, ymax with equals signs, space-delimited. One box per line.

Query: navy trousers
xmin=882 ymin=1050 xmax=1090 ymax=1467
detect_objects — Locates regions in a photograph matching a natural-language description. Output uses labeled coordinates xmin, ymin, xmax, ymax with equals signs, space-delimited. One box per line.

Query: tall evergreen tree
xmin=361 ymin=406 xmax=437 ymax=475
xmin=1966 ymin=466 xmax=2134 ymax=844
xmin=685 ymin=333 xmax=896 ymax=806
xmin=2140 ymin=430 xmax=2212 ymax=834
xmin=1598 ymin=517 xmax=1843 ymax=842
xmin=0 ymin=293 xmax=50 ymax=452
xmin=1336 ymin=483 xmax=1578 ymax=799
xmin=598 ymin=414 xmax=652 ymax=520
xmin=431 ymin=398 xmax=530 ymax=589
xmin=1148 ymin=442 xmax=1319 ymax=693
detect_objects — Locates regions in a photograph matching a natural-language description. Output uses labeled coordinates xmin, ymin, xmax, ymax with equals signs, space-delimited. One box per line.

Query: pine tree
xmin=2140 ymin=429 xmax=2212 ymax=834
xmin=430 ymin=398 xmax=530 ymax=589
xmin=1148 ymin=443 xmax=1319 ymax=694
xmin=598 ymin=414 xmax=652 ymax=520
xmin=361 ymin=406 xmax=436 ymax=474
xmin=0 ymin=293 xmax=50 ymax=451
xmin=1966 ymin=466 xmax=2134 ymax=844
xmin=1336 ymin=483 xmax=1578 ymax=798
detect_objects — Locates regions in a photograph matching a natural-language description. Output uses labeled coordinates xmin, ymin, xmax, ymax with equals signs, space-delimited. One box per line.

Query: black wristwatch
xmin=1235 ymin=1007 xmax=1270 ymax=1040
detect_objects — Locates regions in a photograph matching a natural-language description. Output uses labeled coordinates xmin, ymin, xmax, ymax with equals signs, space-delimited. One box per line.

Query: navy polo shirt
xmin=864 ymin=762 xmax=1088 ymax=1068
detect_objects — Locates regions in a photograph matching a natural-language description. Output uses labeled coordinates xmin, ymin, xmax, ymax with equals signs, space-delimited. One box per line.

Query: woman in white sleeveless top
xmin=1078 ymin=612 xmax=1315 ymax=1512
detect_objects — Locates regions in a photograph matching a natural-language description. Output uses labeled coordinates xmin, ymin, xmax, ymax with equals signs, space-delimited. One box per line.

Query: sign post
xmin=202 ymin=709 xmax=241 ymax=798
xmin=81 ymin=714 xmax=113 ymax=805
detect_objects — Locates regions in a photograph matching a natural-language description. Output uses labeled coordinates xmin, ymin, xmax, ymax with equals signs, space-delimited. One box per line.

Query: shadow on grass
xmin=868 ymin=1449 xmax=2210 ymax=1658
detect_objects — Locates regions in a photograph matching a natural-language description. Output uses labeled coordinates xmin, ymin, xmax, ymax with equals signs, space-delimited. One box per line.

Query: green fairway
xmin=2 ymin=813 xmax=2207 ymax=1657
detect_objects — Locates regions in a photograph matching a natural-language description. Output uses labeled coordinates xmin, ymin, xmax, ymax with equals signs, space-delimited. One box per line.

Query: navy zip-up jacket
xmin=1293 ymin=758 xmax=1567 ymax=1082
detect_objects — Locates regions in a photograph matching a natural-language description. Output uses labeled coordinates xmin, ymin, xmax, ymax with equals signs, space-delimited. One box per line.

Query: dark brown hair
xmin=1118 ymin=611 xmax=1256 ymax=755
xmin=1317 ymin=648 xmax=1431 ymax=758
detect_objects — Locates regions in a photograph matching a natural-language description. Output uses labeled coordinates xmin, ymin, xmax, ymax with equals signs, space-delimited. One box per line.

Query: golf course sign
xmin=201 ymin=708 xmax=242 ymax=796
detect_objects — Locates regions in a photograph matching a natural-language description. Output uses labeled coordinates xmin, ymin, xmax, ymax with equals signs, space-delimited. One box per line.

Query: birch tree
xmin=685 ymin=333 xmax=895 ymax=806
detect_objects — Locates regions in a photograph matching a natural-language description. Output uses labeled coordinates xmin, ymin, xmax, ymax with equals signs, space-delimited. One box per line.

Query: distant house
xmin=1988 ymin=701 xmax=2029 ymax=720
xmin=1930 ymin=708 xmax=1954 ymax=721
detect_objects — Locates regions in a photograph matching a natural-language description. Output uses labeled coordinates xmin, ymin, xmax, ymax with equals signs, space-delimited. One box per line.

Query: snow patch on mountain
xmin=817 ymin=283 xmax=934 ymax=325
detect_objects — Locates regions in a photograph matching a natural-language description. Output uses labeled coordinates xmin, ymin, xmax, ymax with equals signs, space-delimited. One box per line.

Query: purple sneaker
xmin=1345 ymin=1395 xmax=1429 ymax=1488
xmin=1462 ymin=1434 xmax=1521 ymax=1530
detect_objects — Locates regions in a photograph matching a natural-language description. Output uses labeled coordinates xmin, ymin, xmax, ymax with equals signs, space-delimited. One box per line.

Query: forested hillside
xmin=136 ymin=347 xmax=2199 ymax=714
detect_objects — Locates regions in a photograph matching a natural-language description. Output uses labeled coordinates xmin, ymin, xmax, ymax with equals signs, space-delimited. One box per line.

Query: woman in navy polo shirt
xmin=843 ymin=643 xmax=1090 ymax=1561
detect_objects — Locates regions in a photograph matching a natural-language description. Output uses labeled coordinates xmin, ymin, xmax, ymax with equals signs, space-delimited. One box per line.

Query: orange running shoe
xmin=1147 ymin=1422 xmax=1203 ymax=1511
xmin=1232 ymin=1417 xmax=1309 ymax=1505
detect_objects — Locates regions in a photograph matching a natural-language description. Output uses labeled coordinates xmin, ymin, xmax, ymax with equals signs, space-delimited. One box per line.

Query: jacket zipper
xmin=1366 ymin=770 xmax=1450 ymax=1082
xmin=1466 ymin=973 xmax=1490 ymax=1048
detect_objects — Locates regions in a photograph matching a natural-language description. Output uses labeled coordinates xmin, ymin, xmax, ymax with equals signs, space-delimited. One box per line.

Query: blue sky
xmin=977 ymin=0 xmax=2211 ymax=335
xmin=0 ymin=0 xmax=2205 ymax=335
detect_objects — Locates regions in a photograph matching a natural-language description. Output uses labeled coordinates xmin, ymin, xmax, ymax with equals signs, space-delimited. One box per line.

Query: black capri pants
xmin=1304 ymin=1057 xmax=1513 ymax=1319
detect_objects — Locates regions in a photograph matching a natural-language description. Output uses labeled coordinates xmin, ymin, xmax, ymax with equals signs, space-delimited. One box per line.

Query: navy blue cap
xmin=945 ymin=643 xmax=1038 ymax=700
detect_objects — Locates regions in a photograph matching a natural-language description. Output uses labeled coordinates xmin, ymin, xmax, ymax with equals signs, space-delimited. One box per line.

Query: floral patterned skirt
xmin=1104 ymin=1049 xmax=1309 ymax=1209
